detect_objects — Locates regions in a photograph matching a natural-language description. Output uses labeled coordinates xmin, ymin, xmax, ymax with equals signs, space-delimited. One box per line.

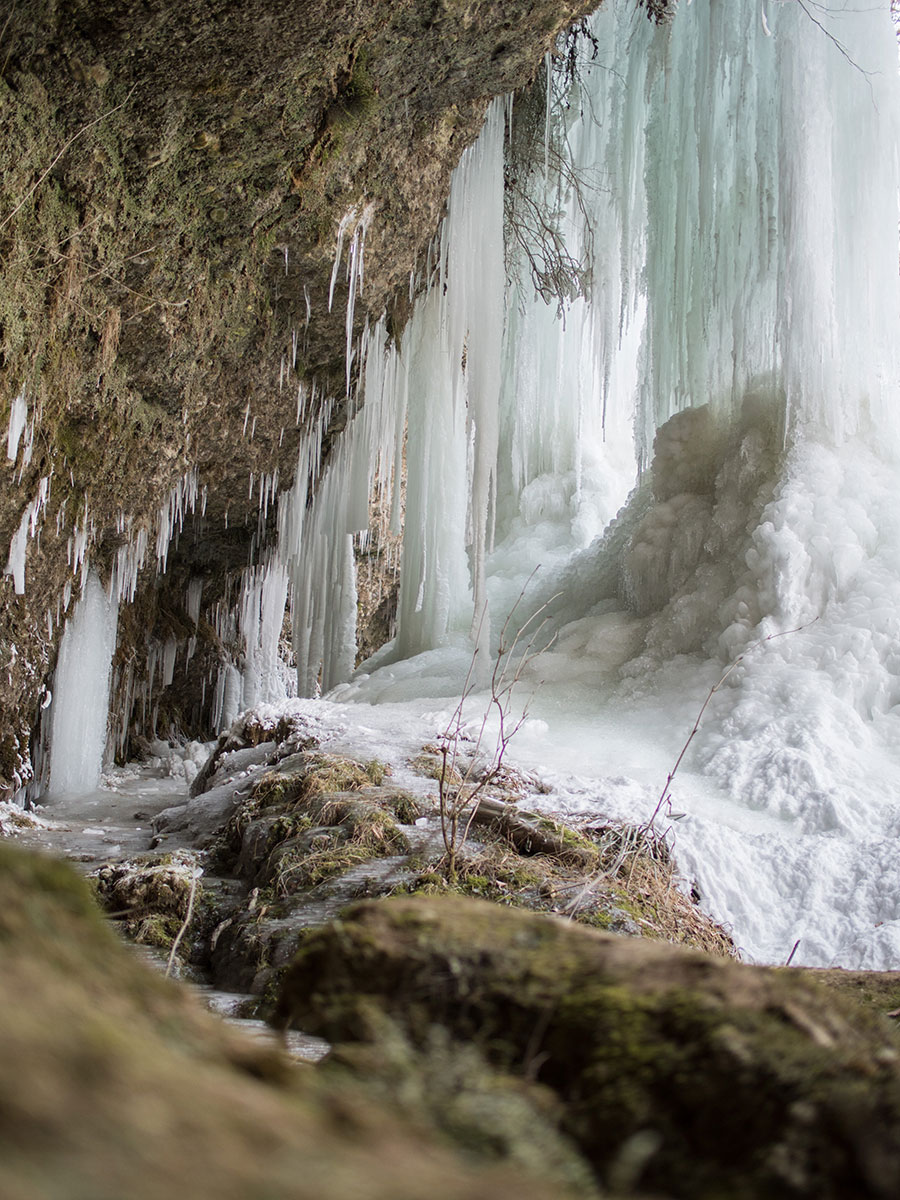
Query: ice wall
xmin=48 ymin=572 xmax=118 ymax=796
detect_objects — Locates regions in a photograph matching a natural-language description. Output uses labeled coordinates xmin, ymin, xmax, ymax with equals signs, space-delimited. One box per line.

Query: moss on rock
xmin=92 ymin=850 xmax=203 ymax=961
xmin=0 ymin=840 xmax=603 ymax=1200
xmin=276 ymin=894 xmax=900 ymax=1199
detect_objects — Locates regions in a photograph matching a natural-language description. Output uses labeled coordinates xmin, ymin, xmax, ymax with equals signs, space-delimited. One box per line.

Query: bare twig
xmin=644 ymin=619 xmax=819 ymax=834
xmin=164 ymin=867 xmax=200 ymax=977
xmin=794 ymin=0 xmax=876 ymax=81
xmin=0 ymin=86 xmax=137 ymax=235
xmin=437 ymin=571 xmax=559 ymax=880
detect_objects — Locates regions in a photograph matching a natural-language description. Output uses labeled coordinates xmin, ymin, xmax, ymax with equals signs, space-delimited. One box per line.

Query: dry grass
xmin=269 ymin=798 xmax=411 ymax=896
xmin=403 ymin=815 xmax=735 ymax=958
xmin=573 ymin=819 xmax=736 ymax=957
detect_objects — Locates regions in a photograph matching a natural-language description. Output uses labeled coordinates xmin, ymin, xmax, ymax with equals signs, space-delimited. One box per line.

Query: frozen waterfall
xmin=277 ymin=0 xmax=900 ymax=970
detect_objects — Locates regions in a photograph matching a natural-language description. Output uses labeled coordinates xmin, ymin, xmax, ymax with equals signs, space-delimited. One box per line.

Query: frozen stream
xmin=15 ymin=0 xmax=900 ymax=1001
xmin=4 ymin=759 xmax=328 ymax=1062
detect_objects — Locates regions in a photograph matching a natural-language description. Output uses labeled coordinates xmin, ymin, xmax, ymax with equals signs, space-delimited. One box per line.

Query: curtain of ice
xmin=634 ymin=0 xmax=899 ymax=448
xmin=276 ymin=0 xmax=900 ymax=699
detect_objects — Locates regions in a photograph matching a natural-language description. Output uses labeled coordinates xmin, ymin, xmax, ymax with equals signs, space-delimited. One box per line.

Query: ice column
xmin=239 ymin=561 xmax=292 ymax=709
xmin=48 ymin=572 xmax=118 ymax=795
xmin=280 ymin=317 xmax=405 ymax=693
xmin=393 ymin=99 xmax=507 ymax=659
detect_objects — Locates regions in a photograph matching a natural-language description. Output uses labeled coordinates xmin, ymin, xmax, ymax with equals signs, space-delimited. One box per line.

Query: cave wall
xmin=0 ymin=0 xmax=602 ymax=793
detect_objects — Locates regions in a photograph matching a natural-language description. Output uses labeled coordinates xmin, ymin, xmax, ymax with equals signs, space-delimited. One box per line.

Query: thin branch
xmin=643 ymin=619 xmax=819 ymax=834
xmin=0 ymin=86 xmax=137 ymax=235
xmin=165 ymin=868 xmax=200 ymax=977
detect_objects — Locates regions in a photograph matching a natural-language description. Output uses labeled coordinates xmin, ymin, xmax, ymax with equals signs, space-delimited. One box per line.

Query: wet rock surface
xmin=144 ymin=707 xmax=735 ymax=1008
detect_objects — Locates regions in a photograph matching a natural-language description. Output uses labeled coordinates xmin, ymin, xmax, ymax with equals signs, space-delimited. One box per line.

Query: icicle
xmin=161 ymin=636 xmax=178 ymax=688
xmin=237 ymin=561 xmax=291 ymax=709
xmin=327 ymin=202 xmax=376 ymax=394
xmin=4 ymin=478 xmax=51 ymax=595
xmin=6 ymin=389 xmax=27 ymax=460
xmin=155 ymin=468 xmax=200 ymax=573
xmin=186 ymin=578 xmax=203 ymax=626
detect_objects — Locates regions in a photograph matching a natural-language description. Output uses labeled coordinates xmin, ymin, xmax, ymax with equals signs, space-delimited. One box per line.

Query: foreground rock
xmin=276 ymin=895 xmax=900 ymax=1199
xmin=0 ymin=841 xmax=601 ymax=1200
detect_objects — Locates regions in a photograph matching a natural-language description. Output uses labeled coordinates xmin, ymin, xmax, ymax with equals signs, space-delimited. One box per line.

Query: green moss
xmin=267 ymin=812 xmax=315 ymax=849
xmin=270 ymin=806 xmax=410 ymax=896
xmin=0 ymin=733 xmax=19 ymax=782
xmin=535 ymin=816 xmax=596 ymax=855
xmin=410 ymin=751 xmax=461 ymax=784
xmin=387 ymin=791 xmax=426 ymax=824
xmin=364 ymin=759 xmax=389 ymax=786
xmin=333 ymin=53 xmax=379 ymax=126
xmin=273 ymin=839 xmax=372 ymax=893
xmin=298 ymin=753 xmax=386 ymax=802
xmin=792 ymin=967 xmax=900 ymax=1018
xmin=276 ymin=896 xmax=900 ymax=1199
xmin=574 ymin=910 xmax=613 ymax=932
xmin=130 ymin=912 xmax=183 ymax=953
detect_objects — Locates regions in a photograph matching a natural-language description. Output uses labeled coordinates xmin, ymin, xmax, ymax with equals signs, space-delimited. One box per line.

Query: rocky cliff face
xmin=0 ymin=0 xmax=596 ymax=793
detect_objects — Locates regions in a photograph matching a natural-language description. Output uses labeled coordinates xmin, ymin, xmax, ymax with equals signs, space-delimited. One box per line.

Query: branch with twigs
xmin=165 ymin=866 xmax=202 ymax=978
xmin=437 ymin=571 xmax=559 ymax=882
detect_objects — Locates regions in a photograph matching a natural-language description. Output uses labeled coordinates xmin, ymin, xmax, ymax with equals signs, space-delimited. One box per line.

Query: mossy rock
xmin=796 ymin=968 xmax=900 ymax=1019
xmin=0 ymin=842 xmax=603 ymax=1200
xmin=276 ymin=895 xmax=900 ymax=1199
xmin=325 ymin=1018 xmax=598 ymax=1194
xmin=92 ymin=852 xmax=202 ymax=960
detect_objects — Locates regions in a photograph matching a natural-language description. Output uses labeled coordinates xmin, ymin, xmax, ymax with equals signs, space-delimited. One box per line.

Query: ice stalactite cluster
xmin=36 ymin=466 xmax=209 ymax=789
xmin=3 ymin=390 xmax=47 ymax=597
xmin=5 ymin=389 xmax=28 ymax=462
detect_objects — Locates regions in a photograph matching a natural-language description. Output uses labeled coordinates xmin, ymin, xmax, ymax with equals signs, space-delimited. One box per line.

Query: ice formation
xmin=300 ymin=0 xmax=900 ymax=970
xmin=6 ymin=389 xmax=27 ymax=461
xmin=47 ymin=572 xmax=118 ymax=796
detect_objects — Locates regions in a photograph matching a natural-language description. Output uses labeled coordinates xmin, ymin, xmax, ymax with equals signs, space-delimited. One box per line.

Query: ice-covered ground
xmin=329 ymin=425 xmax=900 ymax=972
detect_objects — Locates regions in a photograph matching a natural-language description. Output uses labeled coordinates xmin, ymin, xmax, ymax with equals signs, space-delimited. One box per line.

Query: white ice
xmin=48 ymin=572 xmax=119 ymax=796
